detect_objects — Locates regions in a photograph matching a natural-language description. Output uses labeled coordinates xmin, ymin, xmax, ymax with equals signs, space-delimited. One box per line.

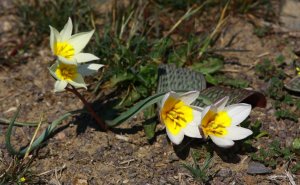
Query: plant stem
xmin=65 ymin=86 xmax=107 ymax=131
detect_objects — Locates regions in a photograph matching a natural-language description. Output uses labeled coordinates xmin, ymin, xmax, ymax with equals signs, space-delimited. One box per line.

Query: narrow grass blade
xmin=0 ymin=118 xmax=38 ymax=127
xmin=5 ymin=109 xmax=84 ymax=156
xmin=5 ymin=106 xmax=22 ymax=155
xmin=24 ymin=114 xmax=44 ymax=159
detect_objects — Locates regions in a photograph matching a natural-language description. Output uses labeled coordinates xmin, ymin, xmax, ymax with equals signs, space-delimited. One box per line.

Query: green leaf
xmin=137 ymin=64 xmax=158 ymax=88
xmin=195 ymin=86 xmax=267 ymax=108
xmin=5 ymin=106 xmax=22 ymax=155
xmin=191 ymin=57 xmax=223 ymax=75
xmin=103 ymin=72 xmax=134 ymax=89
xmin=6 ymin=108 xmax=84 ymax=156
xmin=205 ymin=74 xmax=249 ymax=88
xmin=149 ymin=38 xmax=172 ymax=61
xmin=182 ymin=150 xmax=212 ymax=183
xmin=204 ymin=74 xmax=218 ymax=85
xmin=107 ymin=92 xmax=166 ymax=127
xmin=167 ymin=45 xmax=188 ymax=67
xmin=157 ymin=64 xmax=206 ymax=93
xmin=117 ymin=88 xmax=141 ymax=108
xmin=109 ymin=65 xmax=266 ymax=128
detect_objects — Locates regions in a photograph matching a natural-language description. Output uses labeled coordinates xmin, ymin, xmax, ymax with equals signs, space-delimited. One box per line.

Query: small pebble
xmin=247 ymin=161 xmax=272 ymax=174
xmin=216 ymin=168 xmax=232 ymax=177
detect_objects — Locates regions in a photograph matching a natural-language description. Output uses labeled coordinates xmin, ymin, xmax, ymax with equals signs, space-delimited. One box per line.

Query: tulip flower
xmin=49 ymin=17 xmax=99 ymax=65
xmin=160 ymin=91 xmax=202 ymax=145
xmin=200 ymin=96 xmax=253 ymax=148
xmin=49 ymin=61 xmax=103 ymax=92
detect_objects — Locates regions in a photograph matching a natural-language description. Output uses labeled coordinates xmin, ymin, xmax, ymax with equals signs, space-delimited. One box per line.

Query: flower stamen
xmin=201 ymin=111 xmax=231 ymax=138
xmin=55 ymin=42 xmax=75 ymax=59
xmin=55 ymin=63 xmax=77 ymax=81
xmin=161 ymin=98 xmax=193 ymax=135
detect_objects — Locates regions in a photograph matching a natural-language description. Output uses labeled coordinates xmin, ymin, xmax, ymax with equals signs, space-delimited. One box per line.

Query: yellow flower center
xmin=161 ymin=97 xmax=193 ymax=135
xmin=54 ymin=42 xmax=75 ymax=59
xmin=297 ymin=67 xmax=300 ymax=76
xmin=55 ymin=63 xmax=77 ymax=81
xmin=201 ymin=111 xmax=231 ymax=138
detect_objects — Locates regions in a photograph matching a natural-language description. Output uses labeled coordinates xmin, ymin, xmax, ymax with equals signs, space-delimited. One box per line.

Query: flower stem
xmin=65 ymin=86 xmax=107 ymax=131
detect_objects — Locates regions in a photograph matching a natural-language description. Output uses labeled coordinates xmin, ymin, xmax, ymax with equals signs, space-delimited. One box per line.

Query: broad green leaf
xmin=191 ymin=57 xmax=223 ymax=75
xmin=157 ymin=64 xmax=206 ymax=93
xmin=109 ymin=65 xmax=266 ymax=128
xmin=195 ymin=86 xmax=267 ymax=108
xmin=106 ymin=92 xmax=166 ymax=127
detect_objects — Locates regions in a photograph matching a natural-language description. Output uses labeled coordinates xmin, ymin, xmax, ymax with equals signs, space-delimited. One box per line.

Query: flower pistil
xmin=55 ymin=63 xmax=77 ymax=81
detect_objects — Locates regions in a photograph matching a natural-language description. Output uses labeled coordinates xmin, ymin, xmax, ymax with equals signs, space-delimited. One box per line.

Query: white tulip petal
xmin=60 ymin=17 xmax=73 ymax=41
xmin=166 ymin=128 xmax=184 ymax=145
xmin=68 ymin=30 xmax=95 ymax=54
xmin=225 ymin=103 xmax=251 ymax=126
xmin=49 ymin=63 xmax=58 ymax=79
xmin=200 ymin=105 xmax=212 ymax=121
xmin=180 ymin=108 xmax=202 ymax=138
xmin=190 ymin=109 xmax=202 ymax=127
xmin=86 ymin=63 xmax=103 ymax=70
xmin=57 ymin=56 xmax=77 ymax=65
xmin=160 ymin=91 xmax=180 ymax=109
xmin=183 ymin=124 xmax=202 ymax=138
xmin=78 ymin=63 xmax=103 ymax=76
xmin=54 ymin=80 xmax=67 ymax=92
xmin=179 ymin=91 xmax=199 ymax=105
xmin=68 ymin=75 xmax=87 ymax=89
xmin=214 ymin=96 xmax=229 ymax=111
xmin=224 ymin=126 xmax=253 ymax=140
xmin=49 ymin=26 xmax=61 ymax=53
xmin=74 ymin=53 xmax=100 ymax=63
xmin=210 ymin=135 xmax=234 ymax=148
xmin=167 ymin=91 xmax=181 ymax=100
xmin=160 ymin=92 xmax=171 ymax=109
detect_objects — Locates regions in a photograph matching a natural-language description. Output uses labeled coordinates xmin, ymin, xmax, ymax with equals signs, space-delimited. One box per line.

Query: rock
xmin=280 ymin=0 xmax=300 ymax=31
xmin=216 ymin=168 xmax=232 ymax=177
xmin=247 ymin=161 xmax=272 ymax=174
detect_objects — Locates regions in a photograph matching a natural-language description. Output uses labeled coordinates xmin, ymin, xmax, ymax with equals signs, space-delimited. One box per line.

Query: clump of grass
xmin=255 ymin=58 xmax=285 ymax=81
xmin=182 ymin=150 xmax=213 ymax=183
xmin=14 ymin=0 xmax=92 ymax=44
xmin=255 ymin=56 xmax=300 ymax=122
xmin=0 ymin=155 xmax=42 ymax=184
xmin=251 ymin=140 xmax=299 ymax=173
xmin=91 ymin=1 xmax=209 ymax=108
xmin=231 ymin=0 xmax=274 ymax=16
